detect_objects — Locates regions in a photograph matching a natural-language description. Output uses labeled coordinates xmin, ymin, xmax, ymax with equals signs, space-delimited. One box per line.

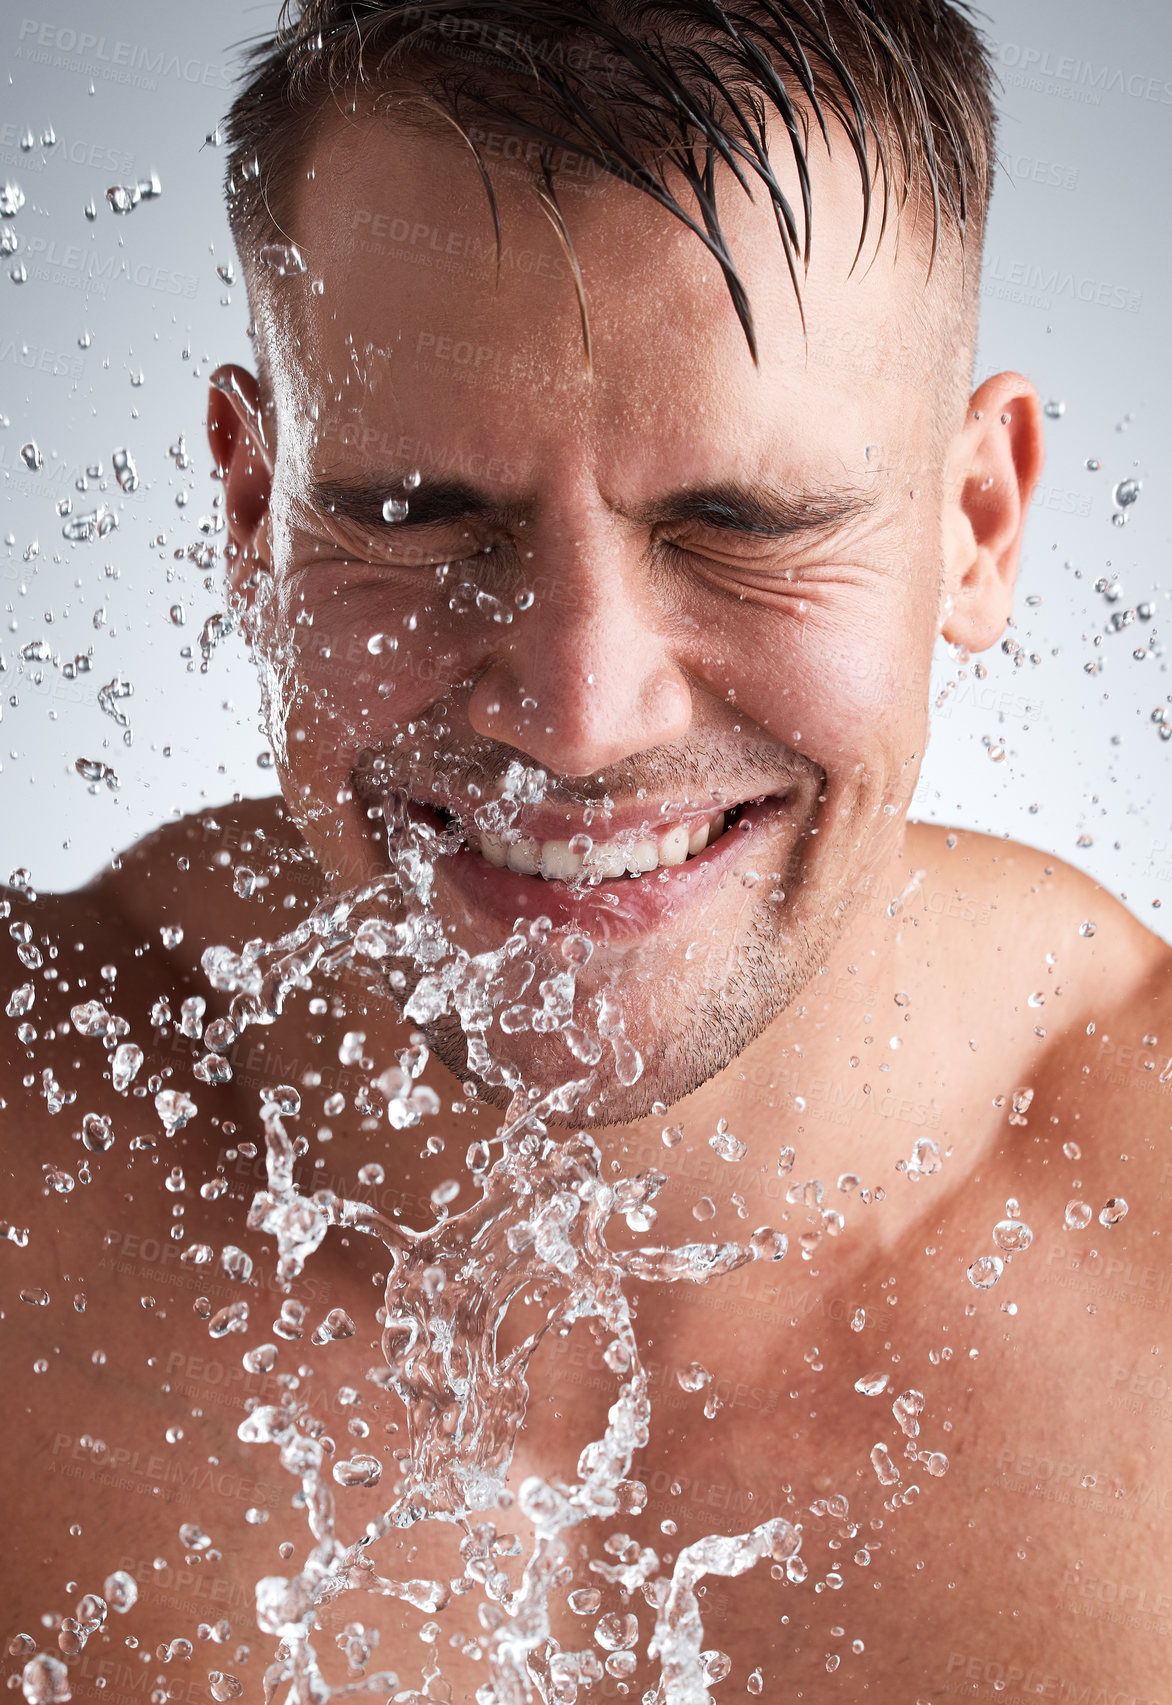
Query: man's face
xmin=238 ymin=115 xmax=962 ymax=1118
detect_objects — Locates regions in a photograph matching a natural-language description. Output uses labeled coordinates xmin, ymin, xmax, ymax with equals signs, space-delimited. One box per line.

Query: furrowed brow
xmin=302 ymin=474 xmax=875 ymax=542
xmin=305 ymin=475 xmax=526 ymax=533
xmin=632 ymin=482 xmax=877 ymax=539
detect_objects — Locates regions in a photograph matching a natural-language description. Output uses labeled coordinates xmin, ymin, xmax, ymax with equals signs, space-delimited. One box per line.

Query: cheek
xmin=262 ymin=580 xmax=461 ymax=745
xmin=711 ymin=596 xmax=933 ymax=768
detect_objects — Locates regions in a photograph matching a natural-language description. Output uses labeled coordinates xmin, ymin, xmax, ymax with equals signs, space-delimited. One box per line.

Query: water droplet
xmin=106 ymin=183 xmax=139 ymax=215
xmin=992 ymin=1218 xmax=1033 ymax=1254
xmin=709 ymin=1120 xmax=747 ymax=1162
xmin=208 ymin=1302 xmax=249 ymax=1339
xmin=312 ymin=1307 xmax=355 ymax=1345
xmin=339 ymin=1030 xmax=366 ymax=1066
xmin=332 ymin=1454 xmax=382 ymax=1489
xmin=593 ymin=1613 xmax=638 ymax=1652
xmin=968 ymin=1254 xmax=1004 ymax=1289
xmin=74 ymin=756 xmax=119 ymax=792
xmin=111 ymin=448 xmax=138 ymax=492
xmin=273 ymin=1298 xmax=306 ymax=1341
xmin=260 ymin=1082 xmax=300 ymax=1115
xmin=258 ymin=242 xmax=305 ymax=276
xmin=1099 ymin=1197 xmax=1128 ymax=1226
xmin=700 ymin=1651 xmax=732 ymax=1684
xmin=21 ymin=1652 xmax=71 ymax=1702
xmin=155 ymin=1088 xmax=197 ymax=1137
xmin=869 ymin=1442 xmax=900 ymax=1486
xmin=111 ymin=1042 xmax=143 ymax=1091
xmin=1064 ymin=1200 xmax=1092 ymax=1231
xmin=242 ymin=1344 xmax=278 ymax=1375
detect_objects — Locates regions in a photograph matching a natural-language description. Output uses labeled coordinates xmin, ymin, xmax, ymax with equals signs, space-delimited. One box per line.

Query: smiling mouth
xmin=430 ymin=801 xmax=756 ymax=884
xmin=351 ymin=752 xmax=788 ymax=891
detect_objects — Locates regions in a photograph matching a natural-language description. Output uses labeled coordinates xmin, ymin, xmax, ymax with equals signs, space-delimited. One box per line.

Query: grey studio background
xmin=1 ymin=0 xmax=1170 ymax=941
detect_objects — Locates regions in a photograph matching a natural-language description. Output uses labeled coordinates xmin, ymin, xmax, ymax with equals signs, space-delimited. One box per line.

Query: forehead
xmin=263 ymin=111 xmax=952 ymax=487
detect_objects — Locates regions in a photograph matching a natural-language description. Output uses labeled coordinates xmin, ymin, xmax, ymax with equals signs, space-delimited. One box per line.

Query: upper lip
xmin=468 ymin=799 xmax=757 ymax=842
xmin=359 ymin=784 xmax=771 ymax=843
xmin=351 ymin=751 xmax=796 ymax=841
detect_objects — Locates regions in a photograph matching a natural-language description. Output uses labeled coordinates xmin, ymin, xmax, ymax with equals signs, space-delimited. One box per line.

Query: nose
xmin=466 ymin=520 xmax=692 ymax=777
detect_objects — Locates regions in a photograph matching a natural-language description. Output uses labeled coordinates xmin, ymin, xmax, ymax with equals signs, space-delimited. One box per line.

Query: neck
xmin=583 ymin=822 xmax=965 ymax=1257
xmin=263 ymin=815 xmax=972 ymax=1261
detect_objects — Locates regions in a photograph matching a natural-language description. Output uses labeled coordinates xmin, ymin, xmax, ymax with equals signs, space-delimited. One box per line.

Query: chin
xmin=380 ymin=905 xmax=836 ymax=1130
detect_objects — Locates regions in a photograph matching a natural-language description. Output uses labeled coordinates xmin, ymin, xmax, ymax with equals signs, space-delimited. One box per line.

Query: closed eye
xmin=653 ymin=530 xmax=806 ymax=575
xmin=292 ymin=513 xmax=513 ymax=573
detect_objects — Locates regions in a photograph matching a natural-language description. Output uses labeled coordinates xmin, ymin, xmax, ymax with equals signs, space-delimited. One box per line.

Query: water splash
xmin=189 ymin=795 xmax=799 ymax=1703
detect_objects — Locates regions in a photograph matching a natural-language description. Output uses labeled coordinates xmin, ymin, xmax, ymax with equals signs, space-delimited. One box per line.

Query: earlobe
xmin=206 ymin=364 xmax=274 ymax=602
xmin=939 ymin=371 xmax=1045 ymax=653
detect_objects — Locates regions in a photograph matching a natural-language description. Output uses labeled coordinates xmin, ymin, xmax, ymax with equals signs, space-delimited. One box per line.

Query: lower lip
xmin=431 ymin=797 xmax=790 ymax=942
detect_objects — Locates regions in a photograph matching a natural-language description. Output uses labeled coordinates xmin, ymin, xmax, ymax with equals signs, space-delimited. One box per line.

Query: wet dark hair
xmin=223 ymin=0 xmax=996 ymax=360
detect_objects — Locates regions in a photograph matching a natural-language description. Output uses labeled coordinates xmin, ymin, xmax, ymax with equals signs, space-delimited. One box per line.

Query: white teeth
xmin=540 ymin=839 xmax=582 ymax=882
xmin=587 ymin=843 xmax=628 ymax=880
xmin=478 ymin=808 xmax=734 ymax=882
xmin=480 ymin=832 xmax=508 ymax=868
xmin=505 ymin=836 xmax=541 ymax=875
xmin=625 ymin=840 xmax=659 ymax=875
xmin=659 ymin=824 xmax=691 ymax=867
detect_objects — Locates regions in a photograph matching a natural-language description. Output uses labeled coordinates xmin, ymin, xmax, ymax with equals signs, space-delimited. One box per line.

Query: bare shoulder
xmin=909 ymin=819 xmax=1172 ymax=1224
xmin=89 ymin=793 xmax=316 ymax=946
xmin=6 ymin=795 xmax=314 ymax=983
xmin=906 ymin=818 xmax=1172 ymax=1015
xmin=0 ymin=797 xmax=318 ymax=1170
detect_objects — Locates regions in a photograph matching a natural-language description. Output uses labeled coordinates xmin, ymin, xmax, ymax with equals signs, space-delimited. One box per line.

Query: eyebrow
xmin=306 ymin=476 xmax=526 ymax=536
xmin=624 ymin=482 xmax=876 ymax=538
xmin=304 ymin=473 xmax=876 ymax=542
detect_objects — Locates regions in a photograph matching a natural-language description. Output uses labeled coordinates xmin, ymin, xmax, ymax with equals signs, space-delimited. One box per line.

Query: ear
xmin=206 ymin=364 xmax=274 ymax=605
xmin=939 ymin=371 xmax=1045 ymax=652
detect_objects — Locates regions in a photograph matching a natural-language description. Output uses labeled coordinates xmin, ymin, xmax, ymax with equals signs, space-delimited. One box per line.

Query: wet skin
xmin=4 ymin=808 xmax=1171 ymax=1699
xmin=3 ymin=115 xmax=1172 ymax=1700
xmin=208 ymin=115 xmax=1044 ymax=1121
